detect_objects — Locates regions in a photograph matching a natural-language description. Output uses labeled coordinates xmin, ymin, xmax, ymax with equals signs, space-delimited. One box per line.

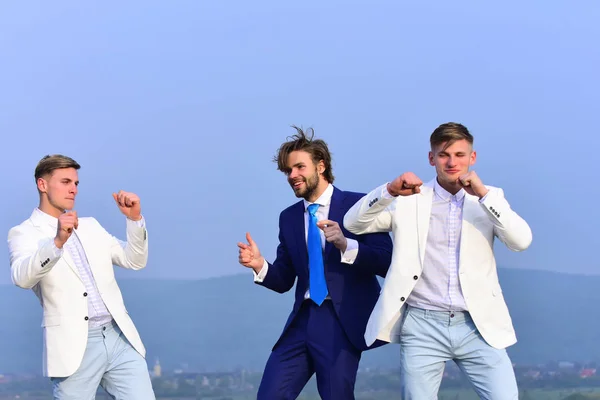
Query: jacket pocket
xmin=41 ymin=315 xmax=61 ymax=327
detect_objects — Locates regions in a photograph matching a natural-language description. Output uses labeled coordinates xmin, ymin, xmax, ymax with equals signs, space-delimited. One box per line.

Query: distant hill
xmin=1 ymin=268 xmax=600 ymax=374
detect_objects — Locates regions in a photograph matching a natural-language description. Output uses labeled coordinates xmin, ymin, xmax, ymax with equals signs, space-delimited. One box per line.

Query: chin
xmin=444 ymin=172 xmax=461 ymax=179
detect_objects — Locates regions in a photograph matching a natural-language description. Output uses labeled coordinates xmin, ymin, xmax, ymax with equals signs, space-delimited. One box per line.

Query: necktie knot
xmin=308 ymin=203 xmax=319 ymax=216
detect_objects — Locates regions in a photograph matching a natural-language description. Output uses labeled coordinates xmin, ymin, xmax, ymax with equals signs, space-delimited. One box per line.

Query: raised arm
xmin=480 ymin=188 xmax=532 ymax=251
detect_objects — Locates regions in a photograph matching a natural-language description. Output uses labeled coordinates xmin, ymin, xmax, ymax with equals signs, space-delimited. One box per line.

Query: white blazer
xmin=343 ymin=180 xmax=532 ymax=350
xmin=7 ymin=210 xmax=149 ymax=377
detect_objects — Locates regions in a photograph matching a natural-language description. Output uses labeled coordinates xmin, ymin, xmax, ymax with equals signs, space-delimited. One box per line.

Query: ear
xmin=37 ymin=177 xmax=47 ymax=193
xmin=428 ymin=151 xmax=435 ymax=166
xmin=470 ymin=150 xmax=477 ymax=166
xmin=317 ymin=159 xmax=325 ymax=175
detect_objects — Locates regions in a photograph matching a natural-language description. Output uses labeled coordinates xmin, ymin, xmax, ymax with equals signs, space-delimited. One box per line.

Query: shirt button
xmin=84 ymin=316 xmax=89 ymax=321
xmin=83 ymin=292 xmax=88 ymax=297
xmin=413 ymin=275 xmax=418 ymax=280
xmin=400 ymin=297 xmax=405 ymax=302
xmin=450 ymin=313 xmax=455 ymax=318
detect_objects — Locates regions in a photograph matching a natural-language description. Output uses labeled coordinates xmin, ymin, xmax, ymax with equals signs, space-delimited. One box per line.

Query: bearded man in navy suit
xmin=238 ymin=126 xmax=393 ymax=399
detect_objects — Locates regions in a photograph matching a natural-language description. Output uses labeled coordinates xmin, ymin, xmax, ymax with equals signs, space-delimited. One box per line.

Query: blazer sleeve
xmin=256 ymin=213 xmax=297 ymax=294
xmin=348 ymin=230 xmax=393 ymax=278
xmin=479 ymin=187 xmax=532 ymax=251
xmin=96 ymin=217 xmax=149 ymax=270
xmin=7 ymin=226 xmax=63 ymax=289
xmin=344 ymin=183 xmax=396 ymax=235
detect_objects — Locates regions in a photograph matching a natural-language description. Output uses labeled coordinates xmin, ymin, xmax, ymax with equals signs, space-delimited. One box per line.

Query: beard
xmin=289 ymin=169 xmax=320 ymax=201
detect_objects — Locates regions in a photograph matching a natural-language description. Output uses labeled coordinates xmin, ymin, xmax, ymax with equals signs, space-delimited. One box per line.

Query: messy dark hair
xmin=273 ymin=125 xmax=334 ymax=183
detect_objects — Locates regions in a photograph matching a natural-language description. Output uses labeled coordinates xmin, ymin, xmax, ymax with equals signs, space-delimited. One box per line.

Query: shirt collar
xmin=303 ymin=183 xmax=334 ymax=211
xmin=33 ymin=207 xmax=59 ymax=228
xmin=434 ymin=178 xmax=465 ymax=203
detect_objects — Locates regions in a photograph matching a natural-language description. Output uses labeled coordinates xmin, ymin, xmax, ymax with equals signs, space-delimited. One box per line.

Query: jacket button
xmin=400 ymin=297 xmax=405 ymax=301
xmin=413 ymin=275 xmax=418 ymax=280
xmin=84 ymin=316 xmax=89 ymax=321
xmin=83 ymin=292 xmax=88 ymax=297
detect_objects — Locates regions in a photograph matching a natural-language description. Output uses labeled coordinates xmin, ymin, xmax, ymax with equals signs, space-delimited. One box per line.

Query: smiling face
xmin=37 ymin=167 xmax=79 ymax=217
xmin=285 ymin=150 xmax=328 ymax=202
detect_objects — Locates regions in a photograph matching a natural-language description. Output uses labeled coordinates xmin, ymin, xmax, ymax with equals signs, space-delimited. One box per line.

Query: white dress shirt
xmin=404 ymin=180 xmax=469 ymax=311
xmin=253 ymin=184 xmax=359 ymax=300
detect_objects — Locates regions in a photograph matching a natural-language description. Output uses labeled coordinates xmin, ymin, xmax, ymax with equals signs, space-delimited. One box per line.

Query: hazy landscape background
xmin=2 ymin=267 xmax=599 ymax=374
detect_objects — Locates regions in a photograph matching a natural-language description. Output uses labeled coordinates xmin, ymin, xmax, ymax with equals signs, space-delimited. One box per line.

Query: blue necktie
xmin=307 ymin=204 xmax=328 ymax=305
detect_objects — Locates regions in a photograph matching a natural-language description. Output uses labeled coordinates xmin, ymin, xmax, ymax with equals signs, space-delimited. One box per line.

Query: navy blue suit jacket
xmin=257 ymin=187 xmax=393 ymax=352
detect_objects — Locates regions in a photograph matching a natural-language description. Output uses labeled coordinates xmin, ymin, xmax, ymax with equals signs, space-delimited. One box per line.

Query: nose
xmin=289 ymin=168 xmax=299 ymax=180
xmin=447 ymin=156 xmax=457 ymax=167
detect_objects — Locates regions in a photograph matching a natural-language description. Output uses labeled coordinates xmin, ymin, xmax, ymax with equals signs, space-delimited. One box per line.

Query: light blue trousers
xmin=51 ymin=320 xmax=155 ymax=400
xmin=399 ymin=305 xmax=518 ymax=400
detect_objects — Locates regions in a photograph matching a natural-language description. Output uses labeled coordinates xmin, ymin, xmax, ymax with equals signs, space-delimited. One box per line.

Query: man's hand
xmin=238 ymin=232 xmax=265 ymax=274
xmin=458 ymin=171 xmax=489 ymax=199
xmin=387 ymin=172 xmax=423 ymax=197
xmin=55 ymin=211 xmax=78 ymax=248
xmin=113 ymin=190 xmax=142 ymax=221
xmin=316 ymin=220 xmax=347 ymax=253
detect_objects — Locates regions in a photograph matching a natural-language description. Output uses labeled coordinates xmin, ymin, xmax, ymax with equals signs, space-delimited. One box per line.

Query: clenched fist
xmin=387 ymin=172 xmax=423 ymax=197
xmin=316 ymin=220 xmax=347 ymax=252
xmin=113 ymin=190 xmax=142 ymax=221
xmin=458 ymin=171 xmax=488 ymax=199
xmin=55 ymin=211 xmax=78 ymax=248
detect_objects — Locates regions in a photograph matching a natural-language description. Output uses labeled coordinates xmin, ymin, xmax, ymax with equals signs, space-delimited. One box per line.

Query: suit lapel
xmin=291 ymin=201 xmax=309 ymax=272
xmin=459 ymin=194 xmax=478 ymax=269
xmin=61 ymin=246 xmax=83 ymax=283
xmin=72 ymin=228 xmax=95 ymax=277
xmin=417 ymin=181 xmax=435 ymax=266
xmin=324 ymin=187 xmax=344 ymax=260
xmin=29 ymin=210 xmax=82 ymax=282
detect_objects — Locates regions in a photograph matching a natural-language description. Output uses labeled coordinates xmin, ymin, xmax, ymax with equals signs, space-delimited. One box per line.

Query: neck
xmin=306 ymin=182 xmax=330 ymax=203
xmin=436 ymin=177 xmax=461 ymax=195
xmin=38 ymin=198 xmax=64 ymax=218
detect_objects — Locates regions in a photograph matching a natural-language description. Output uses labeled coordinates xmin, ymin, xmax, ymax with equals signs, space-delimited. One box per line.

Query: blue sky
xmin=1 ymin=0 xmax=598 ymax=284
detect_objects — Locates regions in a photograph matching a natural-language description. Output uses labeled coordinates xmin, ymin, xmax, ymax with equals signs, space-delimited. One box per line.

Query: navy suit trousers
xmin=257 ymin=300 xmax=361 ymax=400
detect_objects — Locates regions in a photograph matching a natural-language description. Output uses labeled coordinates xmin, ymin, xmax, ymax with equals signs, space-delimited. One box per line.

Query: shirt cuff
xmin=340 ymin=238 xmax=359 ymax=264
xmin=127 ymin=216 xmax=146 ymax=228
xmin=382 ymin=183 xmax=395 ymax=199
xmin=253 ymin=259 xmax=269 ymax=282
xmin=51 ymin=241 xmax=64 ymax=258
xmin=478 ymin=192 xmax=490 ymax=203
